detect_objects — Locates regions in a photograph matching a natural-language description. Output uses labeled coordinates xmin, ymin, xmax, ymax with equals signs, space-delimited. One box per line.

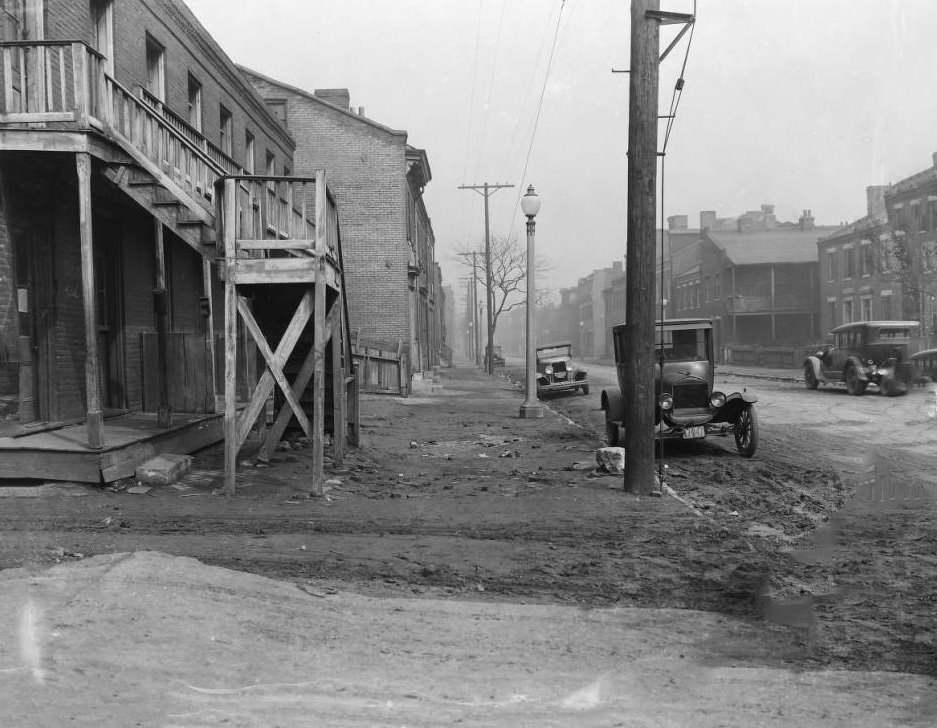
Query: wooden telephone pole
xmin=623 ymin=0 xmax=661 ymax=494
xmin=458 ymin=182 xmax=514 ymax=374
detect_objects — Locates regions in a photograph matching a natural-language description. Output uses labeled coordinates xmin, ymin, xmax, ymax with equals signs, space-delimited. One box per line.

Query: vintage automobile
xmin=536 ymin=342 xmax=589 ymax=396
xmin=600 ymin=318 xmax=759 ymax=457
xmin=910 ymin=347 xmax=937 ymax=386
xmin=803 ymin=320 xmax=918 ymax=396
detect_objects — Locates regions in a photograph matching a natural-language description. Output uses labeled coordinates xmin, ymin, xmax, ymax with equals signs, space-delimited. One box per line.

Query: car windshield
xmin=656 ymin=327 xmax=709 ymax=362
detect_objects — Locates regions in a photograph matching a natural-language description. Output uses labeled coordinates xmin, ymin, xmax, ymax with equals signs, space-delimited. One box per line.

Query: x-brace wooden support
xmin=235 ymin=290 xmax=314 ymax=449
xmin=256 ymin=298 xmax=340 ymax=462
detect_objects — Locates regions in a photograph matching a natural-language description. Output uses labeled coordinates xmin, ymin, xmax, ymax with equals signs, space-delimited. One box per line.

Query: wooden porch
xmin=0 ymin=40 xmax=359 ymax=493
xmin=0 ymin=411 xmax=222 ymax=483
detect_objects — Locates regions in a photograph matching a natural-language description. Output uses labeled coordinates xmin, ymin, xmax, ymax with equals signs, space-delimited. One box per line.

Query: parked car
xmin=910 ymin=347 xmax=937 ymax=385
xmin=536 ymin=342 xmax=589 ymax=396
xmin=803 ymin=320 xmax=918 ymax=396
xmin=601 ymin=318 xmax=759 ymax=457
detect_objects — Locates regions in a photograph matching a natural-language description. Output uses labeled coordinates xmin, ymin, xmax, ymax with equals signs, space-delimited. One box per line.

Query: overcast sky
xmin=186 ymin=0 xmax=937 ymax=299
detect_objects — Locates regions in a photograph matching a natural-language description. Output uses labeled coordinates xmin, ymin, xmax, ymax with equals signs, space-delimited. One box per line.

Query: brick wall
xmin=244 ymin=73 xmax=413 ymax=349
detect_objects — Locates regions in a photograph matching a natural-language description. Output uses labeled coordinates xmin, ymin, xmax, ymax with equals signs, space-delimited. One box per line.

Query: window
xmin=145 ymin=34 xmax=165 ymax=102
xmin=826 ymin=250 xmax=837 ymax=281
xmin=842 ymin=299 xmax=853 ymax=324
xmin=916 ymin=201 xmax=927 ymax=233
xmin=861 ymin=296 xmax=872 ymax=321
xmin=714 ymin=273 xmax=721 ymax=300
xmin=283 ymin=164 xmax=290 ymax=177
xmin=187 ymin=74 xmax=202 ymax=132
xmin=265 ymin=150 xmax=275 ymax=176
xmin=881 ymin=294 xmax=892 ymax=320
xmin=267 ymin=99 xmax=287 ymax=128
xmin=90 ymin=0 xmax=114 ymax=74
xmin=860 ymin=241 xmax=874 ymax=277
xmin=843 ymin=246 xmax=856 ymax=279
xmin=828 ymin=300 xmax=837 ymax=328
xmin=244 ymin=130 xmax=255 ymax=174
xmin=219 ymin=104 xmax=233 ymax=157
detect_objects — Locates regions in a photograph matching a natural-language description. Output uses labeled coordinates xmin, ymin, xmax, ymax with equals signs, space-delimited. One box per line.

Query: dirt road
xmin=1 ymin=363 xmax=936 ymax=724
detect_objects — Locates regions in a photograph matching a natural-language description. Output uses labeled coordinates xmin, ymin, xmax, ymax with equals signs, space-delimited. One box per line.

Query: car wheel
xmin=804 ymin=364 xmax=818 ymax=390
xmin=581 ymin=384 xmax=590 ymax=395
xmin=734 ymin=406 xmax=758 ymax=457
xmin=845 ymin=366 xmax=867 ymax=396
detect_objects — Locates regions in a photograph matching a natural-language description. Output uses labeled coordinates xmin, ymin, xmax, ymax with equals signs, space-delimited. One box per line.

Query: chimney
xmin=314 ymin=88 xmax=351 ymax=110
xmin=866 ymin=185 xmax=887 ymax=223
xmin=798 ymin=209 xmax=815 ymax=231
xmin=358 ymin=106 xmax=365 ymax=117
xmin=932 ymin=151 xmax=937 ymax=169
xmin=667 ymin=214 xmax=688 ymax=231
xmin=612 ymin=260 xmax=623 ymax=273
xmin=699 ymin=210 xmax=716 ymax=230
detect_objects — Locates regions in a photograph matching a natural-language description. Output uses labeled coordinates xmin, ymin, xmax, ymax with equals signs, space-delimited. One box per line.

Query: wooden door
xmin=93 ymin=217 xmax=126 ymax=410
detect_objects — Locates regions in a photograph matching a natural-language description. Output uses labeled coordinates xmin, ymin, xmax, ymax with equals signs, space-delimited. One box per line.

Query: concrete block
xmin=135 ymin=454 xmax=193 ymax=486
xmin=595 ymin=447 xmax=625 ymax=474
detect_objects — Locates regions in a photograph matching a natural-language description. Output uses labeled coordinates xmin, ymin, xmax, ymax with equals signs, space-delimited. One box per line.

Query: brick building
xmin=666 ymin=206 xmax=836 ymax=364
xmin=240 ymin=68 xmax=443 ymax=374
xmin=0 ymin=0 xmax=351 ymax=482
xmin=817 ymin=186 xmax=893 ymax=335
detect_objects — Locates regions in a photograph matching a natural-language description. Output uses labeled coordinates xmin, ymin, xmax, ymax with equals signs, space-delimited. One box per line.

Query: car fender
xmin=601 ymin=388 xmax=625 ymax=423
xmin=804 ymin=355 xmax=825 ymax=381
xmin=712 ymin=391 xmax=757 ymax=422
xmin=846 ymin=355 xmax=870 ymax=381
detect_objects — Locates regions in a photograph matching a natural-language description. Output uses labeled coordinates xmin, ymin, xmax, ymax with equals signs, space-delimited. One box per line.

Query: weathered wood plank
xmin=311 ymin=170 xmax=328 ymax=496
xmin=223 ymin=178 xmax=239 ymax=496
xmin=331 ymin=304 xmax=345 ymax=465
xmin=233 ymin=290 xmax=314 ymax=448
xmin=76 ymin=152 xmax=103 ymax=449
xmin=237 ymin=297 xmax=313 ymax=441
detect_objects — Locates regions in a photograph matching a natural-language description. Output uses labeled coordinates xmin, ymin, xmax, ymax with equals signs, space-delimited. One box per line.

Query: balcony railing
xmin=0 ymin=40 xmax=235 ymax=212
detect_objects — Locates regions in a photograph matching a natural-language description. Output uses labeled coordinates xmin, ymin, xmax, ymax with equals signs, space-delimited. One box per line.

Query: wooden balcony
xmin=0 ymin=40 xmax=226 ymax=221
xmin=218 ymin=174 xmax=342 ymax=287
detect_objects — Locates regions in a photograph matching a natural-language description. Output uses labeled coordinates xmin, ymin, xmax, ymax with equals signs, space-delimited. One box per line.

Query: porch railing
xmin=0 ymin=40 xmax=234 ymax=213
xmin=219 ymin=174 xmax=339 ymax=260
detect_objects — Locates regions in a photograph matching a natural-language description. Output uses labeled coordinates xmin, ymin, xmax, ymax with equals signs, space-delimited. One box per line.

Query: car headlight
xmin=545 ymin=366 xmax=553 ymax=375
xmin=659 ymin=393 xmax=673 ymax=411
xmin=710 ymin=391 xmax=726 ymax=408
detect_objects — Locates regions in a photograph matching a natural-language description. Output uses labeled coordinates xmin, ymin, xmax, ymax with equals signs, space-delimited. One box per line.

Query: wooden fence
xmin=352 ymin=343 xmax=409 ymax=395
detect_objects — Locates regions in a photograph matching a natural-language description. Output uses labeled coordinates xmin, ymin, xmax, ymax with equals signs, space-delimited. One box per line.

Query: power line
xmin=475 ymin=0 xmax=507 ymax=181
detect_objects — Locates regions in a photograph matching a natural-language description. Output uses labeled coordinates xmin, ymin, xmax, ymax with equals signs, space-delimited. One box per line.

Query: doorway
xmin=93 ymin=215 xmax=126 ymax=410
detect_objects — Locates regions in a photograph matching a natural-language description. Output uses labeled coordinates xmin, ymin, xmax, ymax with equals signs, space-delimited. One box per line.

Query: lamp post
xmin=519 ymin=185 xmax=543 ymax=419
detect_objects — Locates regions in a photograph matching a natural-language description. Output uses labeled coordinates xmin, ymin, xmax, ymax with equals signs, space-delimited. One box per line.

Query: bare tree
xmin=454 ymin=235 xmax=551 ymax=364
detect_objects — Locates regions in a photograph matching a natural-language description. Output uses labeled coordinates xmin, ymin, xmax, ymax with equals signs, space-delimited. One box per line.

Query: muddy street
xmin=3 ymin=364 xmax=937 ymax=678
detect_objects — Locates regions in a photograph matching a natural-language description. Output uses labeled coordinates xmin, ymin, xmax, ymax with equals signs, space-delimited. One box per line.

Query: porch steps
xmin=103 ymin=163 xmax=215 ymax=257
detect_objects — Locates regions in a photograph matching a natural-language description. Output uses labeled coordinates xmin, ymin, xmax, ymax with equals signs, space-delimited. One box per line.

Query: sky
xmin=185 ymin=0 xmax=937 ymax=302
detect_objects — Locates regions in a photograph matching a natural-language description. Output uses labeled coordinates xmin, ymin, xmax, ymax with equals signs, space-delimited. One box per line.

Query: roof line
xmin=237 ymin=65 xmax=408 ymax=140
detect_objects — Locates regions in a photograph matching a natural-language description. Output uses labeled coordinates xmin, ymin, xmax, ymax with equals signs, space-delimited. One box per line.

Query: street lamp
xmin=519 ymin=185 xmax=543 ymax=419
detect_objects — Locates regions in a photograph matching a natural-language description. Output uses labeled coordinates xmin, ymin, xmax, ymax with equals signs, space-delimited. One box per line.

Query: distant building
xmin=665 ymin=205 xmax=836 ymax=364
xmin=817 ymin=186 xmax=892 ymax=336
xmin=575 ymin=261 xmax=623 ymax=358
xmin=240 ymin=68 xmax=441 ymax=373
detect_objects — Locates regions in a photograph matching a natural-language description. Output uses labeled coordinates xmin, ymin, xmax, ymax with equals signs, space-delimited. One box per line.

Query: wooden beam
xmin=202 ymin=257 xmax=218 ymax=412
xmin=234 ymin=290 xmax=314 ymax=448
xmin=237 ymin=296 xmax=313 ymax=440
xmin=223 ymin=178 xmax=238 ymax=496
xmin=256 ymin=299 xmax=338 ymax=462
xmin=331 ymin=301 xmax=345 ymax=466
xmin=311 ymin=170 xmax=328 ymax=496
xmin=347 ymin=362 xmax=360 ymax=447
xmin=76 ymin=152 xmax=103 ymax=449
xmin=154 ymin=220 xmax=172 ymax=428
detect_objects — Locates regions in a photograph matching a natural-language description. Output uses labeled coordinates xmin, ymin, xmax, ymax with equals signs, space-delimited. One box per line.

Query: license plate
xmin=554 ymin=372 xmax=567 ymax=379
xmin=682 ymin=425 xmax=705 ymax=440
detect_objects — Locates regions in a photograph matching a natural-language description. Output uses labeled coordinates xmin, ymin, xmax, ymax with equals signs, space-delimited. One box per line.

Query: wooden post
xmin=348 ymin=362 xmax=360 ymax=447
xmin=223 ymin=178 xmax=238 ymax=496
xmin=202 ymin=257 xmax=218 ymax=412
xmin=331 ymin=302 xmax=345 ymax=465
xmin=72 ymin=43 xmax=89 ymax=129
xmin=154 ymin=220 xmax=171 ymax=427
xmin=623 ymin=0 xmax=660 ymax=494
xmin=76 ymin=152 xmax=104 ymax=449
xmin=310 ymin=171 xmax=328 ymax=496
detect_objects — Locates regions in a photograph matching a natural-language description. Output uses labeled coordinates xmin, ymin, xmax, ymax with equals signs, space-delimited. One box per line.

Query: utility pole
xmin=623 ymin=0 xmax=660 ymax=494
xmin=459 ymin=182 xmax=514 ymax=374
xmin=472 ymin=251 xmax=481 ymax=367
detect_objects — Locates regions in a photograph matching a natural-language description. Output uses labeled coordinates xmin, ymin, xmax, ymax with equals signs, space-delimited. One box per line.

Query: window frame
xmin=145 ymin=33 xmax=166 ymax=103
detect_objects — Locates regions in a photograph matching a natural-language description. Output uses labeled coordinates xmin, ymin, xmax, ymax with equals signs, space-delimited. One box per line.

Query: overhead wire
xmin=503 ymin=0 xmax=568 ymax=245
xmin=474 ymin=0 xmax=507 ymax=182
xmin=460 ymin=0 xmax=485 ymax=233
